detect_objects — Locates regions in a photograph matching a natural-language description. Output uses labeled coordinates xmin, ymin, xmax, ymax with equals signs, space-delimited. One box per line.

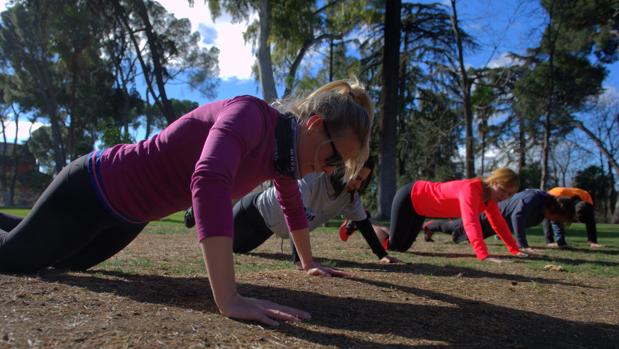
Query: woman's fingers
xmin=307 ymin=267 xmax=331 ymax=277
xmin=325 ymin=266 xmax=349 ymax=277
xmin=380 ymin=256 xmax=402 ymax=264
xmin=223 ymin=296 xmax=311 ymax=326
xmin=254 ymin=299 xmax=311 ymax=320
xmin=484 ymin=257 xmax=504 ymax=264
xmin=305 ymin=263 xmax=348 ymax=277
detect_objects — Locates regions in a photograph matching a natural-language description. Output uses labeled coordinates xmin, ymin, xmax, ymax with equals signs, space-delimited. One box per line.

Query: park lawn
xmin=1 ymin=207 xmax=618 ymax=348
xmin=2 ymin=207 xmax=617 ymax=276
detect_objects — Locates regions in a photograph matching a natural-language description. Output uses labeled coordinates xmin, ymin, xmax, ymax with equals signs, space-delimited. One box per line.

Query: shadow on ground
xmin=248 ymin=252 xmax=595 ymax=288
xmin=37 ymin=270 xmax=617 ymax=348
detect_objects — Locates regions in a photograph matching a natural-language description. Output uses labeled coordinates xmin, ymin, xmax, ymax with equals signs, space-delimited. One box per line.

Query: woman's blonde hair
xmin=275 ymin=78 xmax=373 ymax=180
xmin=483 ymin=167 xmax=520 ymax=191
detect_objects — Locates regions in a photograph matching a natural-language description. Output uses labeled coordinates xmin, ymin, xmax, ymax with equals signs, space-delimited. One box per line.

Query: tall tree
xmin=206 ymin=0 xmax=277 ymax=101
xmin=377 ymin=0 xmax=401 ymax=219
xmin=0 ymin=1 xmax=68 ymax=174
xmin=449 ymin=0 xmax=475 ymax=178
xmin=572 ymin=108 xmax=619 ymax=222
xmin=514 ymin=0 xmax=615 ymax=189
xmin=207 ymin=0 xmax=361 ymax=101
xmin=110 ymin=0 xmax=219 ymax=123
xmin=470 ymin=84 xmax=495 ymax=175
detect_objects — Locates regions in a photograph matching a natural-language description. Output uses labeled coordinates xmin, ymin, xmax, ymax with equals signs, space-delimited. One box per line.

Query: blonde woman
xmin=0 ymin=79 xmax=372 ymax=326
xmin=379 ymin=168 xmax=527 ymax=262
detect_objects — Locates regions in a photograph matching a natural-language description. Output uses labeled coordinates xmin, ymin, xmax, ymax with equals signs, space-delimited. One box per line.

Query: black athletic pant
xmin=426 ymin=219 xmax=495 ymax=243
xmin=387 ymin=182 xmax=425 ymax=252
xmin=581 ymin=203 xmax=598 ymax=243
xmin=0 ymin=155 xmax=146 ymax=273
xmin=232 ymin=192 xmax=274 ymax=254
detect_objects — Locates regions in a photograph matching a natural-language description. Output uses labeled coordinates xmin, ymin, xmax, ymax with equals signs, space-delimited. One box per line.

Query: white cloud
xmin=599 ymin=86 xmax=619 ymax=106
xmin=488 ymin=52 xmax=522 ymax=68
xmin=0 ymin=1 xmax=255 ymax=80
xmin=1 ymin=120 xmax=44 ymax=143
xmin=155 ymin=0 xmax=255 ymax=80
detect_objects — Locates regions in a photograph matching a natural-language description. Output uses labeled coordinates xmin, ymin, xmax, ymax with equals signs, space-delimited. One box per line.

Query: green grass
xmin=0 ymin=207 xmax=30 ymax=217
xmin=316 ymin=219 xmax=619 ymax=278
xmin=0 ymin=207 xmax=189 ymax=232
xmin=3 ymin=207 xmax=618 ymax=278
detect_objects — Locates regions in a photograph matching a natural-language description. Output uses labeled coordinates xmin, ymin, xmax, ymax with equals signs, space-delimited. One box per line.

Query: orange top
xmin=548 ymin=187 xmax=593 ymax=205
xmin=411 ymin=178 xmax=520 ymax=260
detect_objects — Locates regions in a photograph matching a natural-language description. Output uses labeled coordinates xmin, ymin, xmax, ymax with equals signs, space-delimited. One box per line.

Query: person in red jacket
xmin=379 ymin=168 xmax=527 ymax=263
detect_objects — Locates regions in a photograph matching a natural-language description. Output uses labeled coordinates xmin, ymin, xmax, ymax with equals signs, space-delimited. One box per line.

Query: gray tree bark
xmin=257 ymin=0 xmax=277 ymax=103
xmin=377 ymin=0 xmax=401 ymax=219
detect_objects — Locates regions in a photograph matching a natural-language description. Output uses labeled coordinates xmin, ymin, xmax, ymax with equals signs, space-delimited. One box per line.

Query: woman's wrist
xmin=301 ymin=259 xmax=316 ymax=271
xmin=216 ymin=290 xmax=241 ymax=314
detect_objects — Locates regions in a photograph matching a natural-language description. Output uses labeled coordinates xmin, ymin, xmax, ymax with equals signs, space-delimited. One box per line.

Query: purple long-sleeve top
xmin=95 ymin=96 xmax=308 ymax=241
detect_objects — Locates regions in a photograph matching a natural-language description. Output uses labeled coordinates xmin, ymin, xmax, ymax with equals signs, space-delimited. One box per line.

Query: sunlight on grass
xmin=2 ymin=206 xmax=618 ymax=278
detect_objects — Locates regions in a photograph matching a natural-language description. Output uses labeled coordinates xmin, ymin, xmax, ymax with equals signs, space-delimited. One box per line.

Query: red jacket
xmin=412 ymin=178 xmax=520 ymax=260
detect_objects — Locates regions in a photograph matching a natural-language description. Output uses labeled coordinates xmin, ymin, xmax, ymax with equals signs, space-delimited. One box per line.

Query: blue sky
xmin=167 ymin=0 xmax=618 ymax=104
xmin=1 ymin=0 xmax=617 ymax=140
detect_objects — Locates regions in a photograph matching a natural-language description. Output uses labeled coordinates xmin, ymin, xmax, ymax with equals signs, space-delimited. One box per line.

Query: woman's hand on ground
xmin=515 ymin=251 xmax=529 ymax=258
xmin=520 ymin=247 xmax=539 ymax=254
xmin=219 ymin=293 xmax=310 ymax=327
xmin=305 ymin=261 xmax=349 ymax=277
xmin=484 ymin=257 xmax=505 ymax=264
xmin=379 ymin=255 xmax=403 ymax=264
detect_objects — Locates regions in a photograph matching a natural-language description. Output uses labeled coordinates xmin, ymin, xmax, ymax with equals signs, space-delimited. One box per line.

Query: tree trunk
xmin=607 ymin=160 xmax=616 ymax=222
xmin=450 ymin=0 xmax=474 ymax=178
xmin=480 ymin=131 xmax=486 ymax=175
xmin=8 ymin=110 xmax=20 ymax=207
xmin=377 ymin=0 xmax=401 ymax=219
xmin=283 ymin=39 xmax=312 ymax=98
xmin=540 ymin=112 xmax=551 ymax=189
xmin=0 ymin=118 xmax=8 ymax=205
xmin=573 ymin=119 xmax=619 ymax=223
xmin=111 ymin=0 xmax=173 ymax=125
xmin=329 ymin=38 xmax=334 ymax=82
xmin=540 ymin=0 xmax=557 ymax=190
xmin=257 ymin=0 xmax=277 ymax=103
xmin=609 ymin=160 xmax=617 ymax=221
xmin=45 ymin=93 xmax=66 ymax=175
xmin=134 ymin=0 xmax=175 ymax=123
xmin=517 ymin=111 xmax=526 ymax=173
xmin=397 ymin=29 xmax=409 ymax=177
xmin=283 ymin=34 xmax=340 ymax=98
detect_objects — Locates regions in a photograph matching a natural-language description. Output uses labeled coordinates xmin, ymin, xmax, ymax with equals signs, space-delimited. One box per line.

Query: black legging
xmin=232 ymin=192 xmax=274 ymax=253
xmin=426 ymin=218 xmax=496 ymax=243
xmin=387 ymin=182 xmax=425 ymax=252
xmin=580 ymin=203 xmax=598 ymax=243
xmin=0 ymin=155 xmax=146 ymax=273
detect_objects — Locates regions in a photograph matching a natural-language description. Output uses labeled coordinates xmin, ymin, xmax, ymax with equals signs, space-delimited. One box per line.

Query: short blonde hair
xmin=275 ymin=78 xmax=373 ymax=180
xmin=483 ymin=167 xmax=520 ymax=191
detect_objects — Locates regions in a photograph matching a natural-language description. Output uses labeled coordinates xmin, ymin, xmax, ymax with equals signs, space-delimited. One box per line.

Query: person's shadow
xmin=39 ymin=270 xmax=618 ymax=348
xmin=248 ymin=251 xmax=596 ymax=288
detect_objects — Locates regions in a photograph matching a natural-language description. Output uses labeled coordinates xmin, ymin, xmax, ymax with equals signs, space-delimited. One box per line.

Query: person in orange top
xmin=378 ymin=168 xmax=527 ymax=263
xmin=545 ymin=187 xmax=602 ymax=248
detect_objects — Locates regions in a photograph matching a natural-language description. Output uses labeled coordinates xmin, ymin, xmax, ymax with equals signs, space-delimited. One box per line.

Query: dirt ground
xmin=1 ymin=229 xmax=618 ymax=348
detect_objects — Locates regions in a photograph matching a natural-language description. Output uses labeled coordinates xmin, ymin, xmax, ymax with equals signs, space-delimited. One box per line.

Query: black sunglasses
xmin=322 ymin=121 xmax=344 ymax=167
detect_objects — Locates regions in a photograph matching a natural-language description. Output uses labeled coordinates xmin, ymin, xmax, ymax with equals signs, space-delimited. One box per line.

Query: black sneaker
xmin=184 ymin=207 xmax=196 ymax=228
